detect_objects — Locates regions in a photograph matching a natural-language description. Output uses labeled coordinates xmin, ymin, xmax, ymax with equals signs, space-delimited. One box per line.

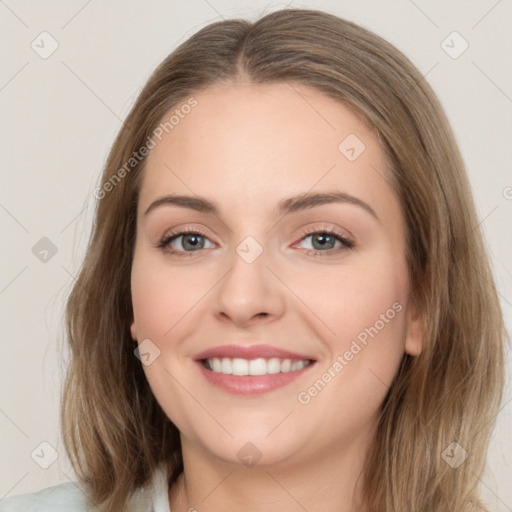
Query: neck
xmin=168 ymin=431 xmax=373 ymax=512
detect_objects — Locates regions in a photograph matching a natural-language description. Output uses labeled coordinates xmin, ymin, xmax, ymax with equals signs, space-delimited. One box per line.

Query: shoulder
xmin=0 ymin=481 xmax=91 ymax=511
xmin=0 ymin=466 xmax=170 ymax=512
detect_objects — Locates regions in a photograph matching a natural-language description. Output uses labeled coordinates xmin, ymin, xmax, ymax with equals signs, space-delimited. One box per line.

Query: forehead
xmin=138 ymin=81 xmax=398 ymax=226
xmin=146 ymin=81 xmax=378 ymax=168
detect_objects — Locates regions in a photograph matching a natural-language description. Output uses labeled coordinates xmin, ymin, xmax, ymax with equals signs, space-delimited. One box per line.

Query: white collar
xmin=150 ymin=464 xmax=171 ymax=512
xmin=127 ymin=464 xmax=171 ymax=512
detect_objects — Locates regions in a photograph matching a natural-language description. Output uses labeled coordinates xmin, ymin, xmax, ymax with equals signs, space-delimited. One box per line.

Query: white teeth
xmin=232 ymin=358 xmax=249 ymax=376
xmin=249 ymin=358 xmax=267 ymax=376
xmin=291 ymin=360 xmax=307 ymax=371
xmin=281 ymin=359 xmax=292 ymax=372
xmin=267 ymin=358 xmax=281 ymax=374
xmin=221 ymin=358 xmax=232 ymax=374
xmin=205 ymin=357 xmax=312 ymax=376
xmin=212 ymin=358 xmax=222 ymax=373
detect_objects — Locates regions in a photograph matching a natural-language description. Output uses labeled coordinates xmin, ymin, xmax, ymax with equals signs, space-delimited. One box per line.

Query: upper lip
xmin=195 ymin=344 xmax=315 ymax=361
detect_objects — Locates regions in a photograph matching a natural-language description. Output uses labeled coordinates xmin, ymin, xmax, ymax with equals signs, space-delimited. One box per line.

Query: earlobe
xmin=404 ymin=302 xmax=424 ymax=356
xmin=130 ymin=321 xmax=137 ymax=341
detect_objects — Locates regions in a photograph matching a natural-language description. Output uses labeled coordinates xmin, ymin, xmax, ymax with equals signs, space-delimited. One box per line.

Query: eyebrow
xmin=144 ymin=191 xmax=379 ymax=221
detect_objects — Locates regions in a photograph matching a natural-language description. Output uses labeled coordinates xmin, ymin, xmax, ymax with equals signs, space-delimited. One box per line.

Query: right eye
xmin=158 ymin=229 xmax=215 ymax=258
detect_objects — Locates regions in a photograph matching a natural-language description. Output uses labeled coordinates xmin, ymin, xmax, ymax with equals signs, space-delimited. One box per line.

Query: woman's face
xmin=130 ymin=82 xmax=423 ymax=468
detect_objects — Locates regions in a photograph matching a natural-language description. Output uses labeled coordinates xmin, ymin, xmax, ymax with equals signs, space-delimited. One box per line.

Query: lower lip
xmin=196 ymin=361 xmax=316 ymax=395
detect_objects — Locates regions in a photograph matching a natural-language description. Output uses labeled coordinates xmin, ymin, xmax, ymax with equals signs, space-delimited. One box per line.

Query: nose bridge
xmin=212 ymin=232 xmax=285 ymax=325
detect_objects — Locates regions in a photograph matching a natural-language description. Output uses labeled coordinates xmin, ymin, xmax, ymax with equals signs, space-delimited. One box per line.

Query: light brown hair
xmin=61 ymin=8 xmax=506 ymax=511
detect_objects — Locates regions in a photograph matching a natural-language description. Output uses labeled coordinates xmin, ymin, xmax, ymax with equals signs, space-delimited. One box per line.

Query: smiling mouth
xmin=202 ymin=357 xmax=314 ymax=376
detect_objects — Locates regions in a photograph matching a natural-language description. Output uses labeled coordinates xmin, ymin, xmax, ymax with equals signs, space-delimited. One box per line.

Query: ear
xmin=404 ymin=300 xmax=424 ymax=356
xmin=130 ymin=320 xmax=138 ymax=341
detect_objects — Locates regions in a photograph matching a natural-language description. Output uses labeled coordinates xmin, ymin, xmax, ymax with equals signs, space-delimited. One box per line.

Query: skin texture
xmin=130 ymin=82 xmax=424 ymax=512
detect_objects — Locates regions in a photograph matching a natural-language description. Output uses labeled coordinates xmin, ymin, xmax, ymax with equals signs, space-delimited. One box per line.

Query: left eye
xmin=294 ymin=230 xmax=354 ymax=256
xmin=297 ymin=231 xmax=352 ymax=252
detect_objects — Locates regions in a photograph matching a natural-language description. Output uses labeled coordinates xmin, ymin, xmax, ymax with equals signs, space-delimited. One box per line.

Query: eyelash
xmin=158 ymin=226 xmax=355 ymax=259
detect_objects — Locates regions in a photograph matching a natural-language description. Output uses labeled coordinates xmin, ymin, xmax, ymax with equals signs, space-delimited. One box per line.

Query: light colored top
xmin=0 ymin=465 xmax=171 ymax=512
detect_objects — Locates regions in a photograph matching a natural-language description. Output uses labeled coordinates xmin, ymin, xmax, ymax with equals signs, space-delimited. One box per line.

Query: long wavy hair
xmin=61 ymin=8 xmax=506 ymax=511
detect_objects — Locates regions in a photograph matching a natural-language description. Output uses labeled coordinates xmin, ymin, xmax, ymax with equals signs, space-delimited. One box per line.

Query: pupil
xmin=184 ymin=234 xmax=203 ymax=250
xmin=313 ymin=234 xmax=334 ymax=250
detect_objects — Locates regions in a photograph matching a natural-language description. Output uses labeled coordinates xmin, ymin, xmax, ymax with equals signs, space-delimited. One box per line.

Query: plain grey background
xmin=1 ymin=0 xmax=511 ymax=509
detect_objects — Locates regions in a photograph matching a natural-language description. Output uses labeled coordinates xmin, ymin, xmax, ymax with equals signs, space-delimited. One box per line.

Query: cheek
xmin=298 ymin=250 xmax=410 ymax=417
xmin=130 ymin=252 xmax=206 ymax=340
xmin=293 ymin=247 xmax=409 ymax=351
xmin=332 ymin=268 xmax=407 ymax=356
xmin=130 ymin=252 xmax=204 ymax=429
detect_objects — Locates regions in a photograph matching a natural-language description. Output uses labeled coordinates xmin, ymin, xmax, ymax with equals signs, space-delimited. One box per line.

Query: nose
xmin=212 ymin=242 xmax=286 ymax=328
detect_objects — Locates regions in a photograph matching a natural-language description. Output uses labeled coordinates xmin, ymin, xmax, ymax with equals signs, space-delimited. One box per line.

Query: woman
xmin=1 ymin=7 xmax=505 ymax=512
